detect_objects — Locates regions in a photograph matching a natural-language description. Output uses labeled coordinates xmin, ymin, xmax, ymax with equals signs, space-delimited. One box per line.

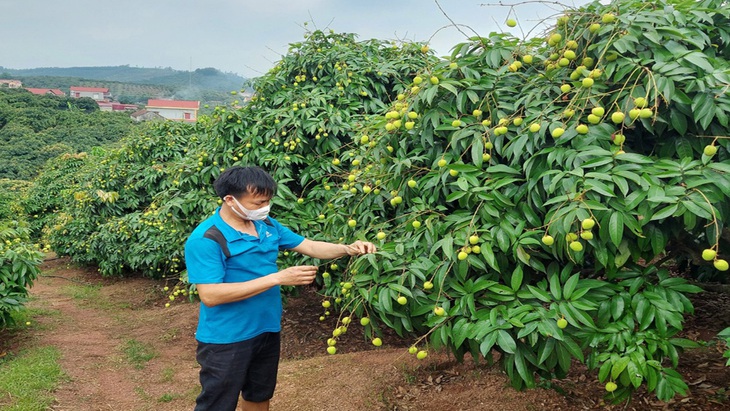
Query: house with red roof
xmin=0 ymin=79 xmax=22 ymax=88
xmin=97 ymin=101 xmax=140 ymax=112
xmin=25 ymin=88 xmax=65 ymax=96
xmin=70 ymin=86 xmax=111 ymax=101
xmin=145 ymin=99 xmax=199 ymax=122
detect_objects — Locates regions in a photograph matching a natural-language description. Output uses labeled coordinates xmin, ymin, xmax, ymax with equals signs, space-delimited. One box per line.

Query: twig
xmin=434 ymin=0 xmax=475 ymax=41
xmin=479 ymin=0 xmax=572 ymax=7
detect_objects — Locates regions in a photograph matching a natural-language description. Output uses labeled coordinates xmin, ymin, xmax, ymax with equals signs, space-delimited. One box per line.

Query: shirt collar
xmin=213 ymin=207 xmax=266 ymax=242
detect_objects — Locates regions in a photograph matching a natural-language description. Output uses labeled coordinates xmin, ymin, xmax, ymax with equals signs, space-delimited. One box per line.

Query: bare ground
xmin=2 ymin=256 xmax=729 ymax=410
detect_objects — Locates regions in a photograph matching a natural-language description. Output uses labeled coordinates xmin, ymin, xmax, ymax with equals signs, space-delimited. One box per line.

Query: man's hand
xmin=345 ymin=240 xmax=377 ymax=256
xmin=275 ymin=265 xmax=318 ymax=286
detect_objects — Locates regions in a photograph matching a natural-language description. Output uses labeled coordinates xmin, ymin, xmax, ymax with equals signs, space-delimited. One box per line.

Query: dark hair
xmin=213 ymin=166 xmax=277 ymax=199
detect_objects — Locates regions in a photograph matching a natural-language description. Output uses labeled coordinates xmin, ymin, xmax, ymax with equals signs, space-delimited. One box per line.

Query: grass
xmin=159 ymin=327 xmax=180 ymax=342
xmin=16 ymin=304 xmax=62 ymax=327
xmin=61 ymin=283 xmax=131 ymax=311
xmin=0 ymin=346 xmax=64 ymax=410
xmin=161 ymin=366 xmax=176 ymax=382
xmin=158 ymin=393 xmax=177 ymax=403
xmin=63 ymin=283 xmax=101 ymax=301
xmin=121 ymin=338 xmax=157 ymax=369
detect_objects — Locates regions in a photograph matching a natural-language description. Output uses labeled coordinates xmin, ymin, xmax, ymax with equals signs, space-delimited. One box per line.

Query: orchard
xmin=12 ymin=0 xmax=730 ymax=405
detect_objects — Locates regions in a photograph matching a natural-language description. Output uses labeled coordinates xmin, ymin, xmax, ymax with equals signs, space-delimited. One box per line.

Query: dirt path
xmin=30 ymin=258 xmax=201 ymax=410
xmin=22 ymin=257 xmax=730 ymax=410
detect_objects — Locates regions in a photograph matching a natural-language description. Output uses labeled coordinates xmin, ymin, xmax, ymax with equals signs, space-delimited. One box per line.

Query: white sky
xmin=1 ymin=0 xmax=595 ymax=78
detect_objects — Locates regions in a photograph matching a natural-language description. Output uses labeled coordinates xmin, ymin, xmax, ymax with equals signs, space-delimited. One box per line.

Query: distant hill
xmin=0 ymin=65 xmax=249 ymax=105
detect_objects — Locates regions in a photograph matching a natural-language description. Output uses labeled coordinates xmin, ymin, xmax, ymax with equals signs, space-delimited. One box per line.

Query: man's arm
xmin=196 ymin=265 xmax=318 ymax=307
xmin=292 ymin=239 xmax=376 ymax=260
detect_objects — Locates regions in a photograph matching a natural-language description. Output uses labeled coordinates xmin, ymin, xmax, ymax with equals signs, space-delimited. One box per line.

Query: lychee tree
xmin=286 ymin=0 xmax=730 ymax=403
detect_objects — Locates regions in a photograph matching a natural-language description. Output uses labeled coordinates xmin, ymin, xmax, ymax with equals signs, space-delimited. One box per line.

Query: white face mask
xmin=229 ymin=196 xmax=271 ymax=221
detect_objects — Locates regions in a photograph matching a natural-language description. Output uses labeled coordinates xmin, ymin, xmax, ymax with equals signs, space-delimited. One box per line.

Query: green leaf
xmin=495 ymin=228 xmax=510 ymax=253
xmin=611 ymin=296 xmax=625 ymax=320
xmin=562 ymin=273 xmax=580 ymax=300
xmin=615 ymin=153 xmax=654 ymax=164
xmin=669 ymin=338 xmax=701 ymax=349
xmin=627 ymin=361 xmax=643 ymax=388
xmin=585 ymin=179 xmax=615 ymax=197
xmin=598 ymin=360 xmax=612 ymax=382
xmin=560 ymin=336 xmax=584 ymax=362
xmin=691 ymin=93 xmax=716 ymax=130
xmin=538 ymin=338 xmax=556 ymax=365
xmin=670 ymin=111 xmax=688 ymax=135
xmin=527 ymin=285 xmax=551 ymax=303
xmin=650 ymin=203 xmax=679 ymax=221
xmin=479 ymin=331 xmax=499 ymax=357
xmin=388 ymin=283 xmax=413 ymax=298
xmin=609 ymin=212 xmax=624 ymax=248
xmin=656 ymin=377 xmax=672 ymax=401
xmin=708 ymin=163 xmax=730 ymax=173
xmin=497 ymin=330 xmax=517 ymax=354
xmin=452 ymin=318 xmax=472 ymax=348
xmin=681 ymin=199 xmax=712 ymax=219
xmin=511 ymin=266 xmax=524 ymax=292
xmin=514 ymin=348 xmax=535 ymax=388
xmin=681 ymin=51 xmax=714 ymax=72
xmin=549 ymin=274 xmax=562 ymax=300
xmin=611 ymin=357 xmax=631 ymax=380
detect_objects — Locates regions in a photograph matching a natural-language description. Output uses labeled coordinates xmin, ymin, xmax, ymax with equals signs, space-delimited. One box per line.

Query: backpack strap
xmin=203 ymin=225 xmax=231 ymax=258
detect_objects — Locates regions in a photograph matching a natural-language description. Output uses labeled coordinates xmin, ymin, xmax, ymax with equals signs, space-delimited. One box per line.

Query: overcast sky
xmin=2 ymin=0 xmax=595 ymax=78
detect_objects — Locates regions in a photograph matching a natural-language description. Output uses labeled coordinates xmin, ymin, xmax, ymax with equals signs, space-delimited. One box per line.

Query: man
xmin=184 ymin=166 xmax=376 ymax=411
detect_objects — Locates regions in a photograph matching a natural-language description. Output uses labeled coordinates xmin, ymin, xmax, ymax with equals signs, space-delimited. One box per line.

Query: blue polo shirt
xmin=184 ymin=208 xmax=305 ymax=344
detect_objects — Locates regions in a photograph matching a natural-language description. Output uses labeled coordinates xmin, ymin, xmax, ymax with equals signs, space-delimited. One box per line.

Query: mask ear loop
xmin=226 ymin=196 xmax=249 ymax=220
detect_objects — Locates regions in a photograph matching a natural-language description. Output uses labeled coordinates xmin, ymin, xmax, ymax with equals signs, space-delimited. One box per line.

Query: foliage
xmin=0 ymin=88 xmax=139 ymax=180
xmin=302 ymin=0 xmax=728 ymax=402
xmin=43 ymin=122 xmax=209 ymax=276
xmin=23 ymin=0 xmax=730 ymax=404
xmin=19 ymin=153 xmax=88 ymax=239
xmin=0 ymin=179 xmax=30 ymax=221
xmin=0 ymin=221 xmax=43 ymax=328
xmin=720 ymin=326 xmax=730 ymax=366
xmin=38 ymin=29 xmax=433 ymax=280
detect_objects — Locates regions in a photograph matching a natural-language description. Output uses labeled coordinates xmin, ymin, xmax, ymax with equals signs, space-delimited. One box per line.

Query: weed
xmin=158 ymin=393 xmax=176 ymax=403
xmin=121 ymin=339 xmax=157 ymax=369
xmin=161 ymin=366 xmax=175 ymax=382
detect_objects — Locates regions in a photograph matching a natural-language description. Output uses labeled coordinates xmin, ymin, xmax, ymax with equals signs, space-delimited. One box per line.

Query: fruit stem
xmin=692 ymin=188 xmax=720 ymax=249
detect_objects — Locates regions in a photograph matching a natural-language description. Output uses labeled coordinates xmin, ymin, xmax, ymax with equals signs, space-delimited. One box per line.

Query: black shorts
xmin=194 ymin=332 xmax=281 ymax=410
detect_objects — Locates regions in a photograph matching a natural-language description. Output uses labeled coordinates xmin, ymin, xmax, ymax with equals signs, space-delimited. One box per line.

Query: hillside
xmin=0 ymin=88 xmax=139 ymax=180
xmin=0 ymin=65 xmax=248 ymax=105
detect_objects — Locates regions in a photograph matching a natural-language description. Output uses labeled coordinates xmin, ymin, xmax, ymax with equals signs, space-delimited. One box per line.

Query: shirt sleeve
xmin=184 ymin=237 xmax=227 ymax=284
xmin=268 ymin=217 xmax=305 ymax=250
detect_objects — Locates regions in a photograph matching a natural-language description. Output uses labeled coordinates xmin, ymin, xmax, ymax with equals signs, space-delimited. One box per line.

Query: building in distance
xmin=0 ymin=79 xmax=22 ymax=88
xmin=25 ymin=88 xmax=65 ymax=96
xmin=69 ymin=86 xmax=111 ymax=101
xmin=145 ymin=99 xmax=199 ymax=122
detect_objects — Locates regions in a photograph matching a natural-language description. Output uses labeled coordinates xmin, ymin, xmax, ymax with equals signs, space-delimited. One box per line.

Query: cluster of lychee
xmin=457 ymin=234 xmax=482 ymax=261
xmin=542 ymin=218 xmax=595 ymax=253
xmin=164 ymin=284 xmax=196 ymax=307
xmin=325 ymin=314 xmax=368 ymax=355
xmin=382 ymin=82 xmax=428 ymax=132
xmin=323 ymin=310 xmax=429 ymax=359
xmin=701 ymin=248 xmax=728 ymax=271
